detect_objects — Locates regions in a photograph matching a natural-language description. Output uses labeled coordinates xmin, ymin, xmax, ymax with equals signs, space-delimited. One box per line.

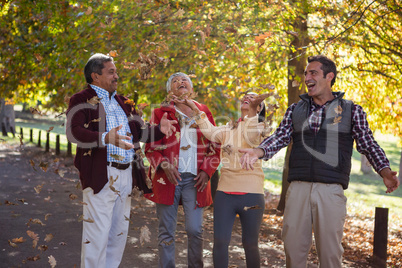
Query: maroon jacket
xmin=66 ymin=85 xmax=164 ymax=194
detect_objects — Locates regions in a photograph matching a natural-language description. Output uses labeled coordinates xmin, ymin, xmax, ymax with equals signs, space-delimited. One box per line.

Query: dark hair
xmin=84 ymin=53 xmax=114 ymax=84
xmin=258 ymin=102 xmax=266 ymax=123
xmin=307 ymin=55 xmax=337 ymax=87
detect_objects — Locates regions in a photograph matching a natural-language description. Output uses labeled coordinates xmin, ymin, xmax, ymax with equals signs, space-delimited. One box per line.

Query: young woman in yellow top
xmin=174 ymin=92 xmax=269 ymax=268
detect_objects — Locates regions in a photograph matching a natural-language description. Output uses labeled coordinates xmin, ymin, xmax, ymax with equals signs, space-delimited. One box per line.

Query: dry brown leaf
xmin=34 ymin=184 xmax=44 ymax=194
xmin=44 ymin=233 xmax=54 ymax=243
xmin=38 ymin=161 xmax=48 ymax=172
xmin=8 ymin=240 xmax=18 ymax=248
xmin=83 ymin=149 xmax=92 ymax=156
xmin=85 ymin=6 xmax=92 ymax=15
xmin=48 ymin=255 xmax=57 ymax=268
xmin=87 ymin=96 xmax=102 ymax=106
xmin=45 ymin=213 xmax=52 ymax=221
xmin=12 ymin=237 xmax=26 ymax=243
xmin=180 ymin=145 xmax=191 ymax=150
xmin=46 ymin=127 xmax=54 ymax=133
xmin=110 ymin=154 xmax=125 ymax=161
xmin=69 ymin=193 xmax=78 ymax=200
xmin=140 ymin=225 xmax=151 ymax=245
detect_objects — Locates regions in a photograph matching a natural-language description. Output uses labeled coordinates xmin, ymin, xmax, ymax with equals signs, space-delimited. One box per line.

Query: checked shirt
xmin=91 ymin=85 xmax=134 ymax=164
xmin=259 ymin=93 xmax=390 ymax=174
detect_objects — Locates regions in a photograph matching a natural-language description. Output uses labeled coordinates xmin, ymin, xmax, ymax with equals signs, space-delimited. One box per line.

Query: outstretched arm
xmin=238 ymin=148 xmax=265 ymax=170
xmin=380 ymin=168 xmax=400 ymax=193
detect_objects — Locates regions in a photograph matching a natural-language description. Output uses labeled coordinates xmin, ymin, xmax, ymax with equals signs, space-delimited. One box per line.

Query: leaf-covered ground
xmin=1 ymin=141 xmax=401 ymax=267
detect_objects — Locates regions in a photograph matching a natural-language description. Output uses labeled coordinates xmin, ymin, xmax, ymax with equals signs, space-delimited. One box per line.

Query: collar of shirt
xmin=91 ymin=84 xmax=116 ymax=101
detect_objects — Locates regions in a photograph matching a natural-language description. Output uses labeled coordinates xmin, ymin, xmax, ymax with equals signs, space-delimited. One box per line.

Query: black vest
xmin=288 ymin=92 xmax=354 ymax=189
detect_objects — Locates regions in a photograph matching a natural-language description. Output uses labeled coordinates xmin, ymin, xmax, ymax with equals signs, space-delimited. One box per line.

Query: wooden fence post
xmin=30 ymin=129 xmax=33 ymax=143
xmin=373 ymin=207 xmax=388 ymax=267
xmin=67 ymin=141 xmax=72 ymax=157
xmin=56 ymin=135 xmax=60 ymax=155
xmin=45 ymin=132 xmax=50 ymax=152
xmin=37 ymin=130 xmax=41 ymax=147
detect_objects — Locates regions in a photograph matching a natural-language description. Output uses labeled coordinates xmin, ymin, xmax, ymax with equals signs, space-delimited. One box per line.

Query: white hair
xmin=166 ymin=72 xmax=193 ymax=92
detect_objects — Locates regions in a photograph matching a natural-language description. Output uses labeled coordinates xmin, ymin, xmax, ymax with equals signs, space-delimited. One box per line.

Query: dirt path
xmin=0 ymin=142 xmax=318 ymax=268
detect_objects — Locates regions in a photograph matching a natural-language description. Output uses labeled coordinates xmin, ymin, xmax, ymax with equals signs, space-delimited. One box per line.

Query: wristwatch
xmin=194 ymin=112 xmax=206 ymax=121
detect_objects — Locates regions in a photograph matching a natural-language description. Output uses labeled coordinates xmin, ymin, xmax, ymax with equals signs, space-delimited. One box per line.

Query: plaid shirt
xmin=259 ymin=96 xmax=390 ymax=174
xmin=91 ymin=85 xmax=134 ymax=164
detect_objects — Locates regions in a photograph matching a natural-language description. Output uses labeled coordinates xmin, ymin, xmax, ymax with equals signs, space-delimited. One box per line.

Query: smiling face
xmin=170 ymin=75 xmax=193 ymax=97
xmin=91 ymin=61 xmax=119 ymax=93
xmin=240 ymin=93 xmax=261 ymax=112
xmin=304 ymin=61 xmax=334 ymax=100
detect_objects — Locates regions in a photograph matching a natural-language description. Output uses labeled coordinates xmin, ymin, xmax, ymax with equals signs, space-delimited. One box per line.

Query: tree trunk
xmin=361 ymin=154 xmax=373 ymax=174
xmin=277 ymin=5 xmax=308 ymax=212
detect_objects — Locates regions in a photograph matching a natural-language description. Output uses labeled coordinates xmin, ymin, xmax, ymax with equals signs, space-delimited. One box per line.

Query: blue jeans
xmin=213 ymin=191 xmax=265 ymax=268
xmin=156 ymin=173 xmax=204 ymax=268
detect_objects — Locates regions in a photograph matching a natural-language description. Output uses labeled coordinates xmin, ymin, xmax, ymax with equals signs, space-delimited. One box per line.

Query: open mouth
xmin=306 ymin=81 xmax=316 ymax=90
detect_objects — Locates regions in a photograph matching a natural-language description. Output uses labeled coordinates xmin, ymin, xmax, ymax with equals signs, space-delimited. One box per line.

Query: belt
xmin=107 ymin=161 xmax=131 ymax=170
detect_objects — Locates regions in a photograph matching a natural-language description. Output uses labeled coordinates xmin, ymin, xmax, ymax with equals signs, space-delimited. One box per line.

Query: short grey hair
xmin=84 ymin=53 xmax=114 ymax=84
xmin=166 ymin=72 xmax=193 ymax=92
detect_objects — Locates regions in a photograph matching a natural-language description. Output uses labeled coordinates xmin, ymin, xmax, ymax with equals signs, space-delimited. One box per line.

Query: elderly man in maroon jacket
xmin=66 ymin=53 xmax=176 ymax=268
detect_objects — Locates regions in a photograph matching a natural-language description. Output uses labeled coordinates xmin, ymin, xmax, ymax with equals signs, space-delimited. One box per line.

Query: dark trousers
xmin=213 ymin=191 xmax=265 ymax=268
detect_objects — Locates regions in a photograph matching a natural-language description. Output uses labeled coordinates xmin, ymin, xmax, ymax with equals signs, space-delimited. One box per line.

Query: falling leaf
xmin=44 ymin=196 xmax=51 ymax=201
xmin=175 ymin=132 xmax=180 ymax=142
xmin=137 ymin=103 xmax=149 ymax=110
xmin=110 ymin=154 xmax=125 ymax=161
xmin=87 ymin=96 xmax=102 ymax=106
xmin=117 ymin=232 xmax=123 ymax=236
xmin=78 ymin=215 xmax=94 ymax=223
xmin=154 ymin=145 xmax=167 ymax=151
xmin=190 ymin=123 xmax=198 ymax=128
xmin=292 ymin=80 xmax=300 ymax=87
xmin=29 ymin=107 xmax=43 ymax=116
xmin=27 ymin=230 xmax=39 ymax=248
xmin=124 ymin=215 xmax=133 ymax=224
xmin=28 ymin=218 xmax=46 ymax=226
xmin=64 ymin=95 xmax=71 ymax=104
xmin=161 ymin=240 xmax=173 ymax=246
xmin=84 ymin=239 xmax=91 ymax=244
xmin=85 ymin=6 xmax=92 ymax=15
xmin=26 ymin=255 xmax=40 ymax=261
xmin=140 ymin=225 xmax=151 ymax=245
xmin=244 ymin=205 xmax=262 ymax=211
xmin=8 ymin=240 xmax=18 ymax=248
xmin=254 ymin=32 xmax=271 ymax=44
xmin=84 ymin=118 xmax=101 ymax=128
xmin=69 ymin=193 xmax=78 ymax=200
xmin=83 ymin=149 xmax=92 ymax=156
xmin=38 ymin=245 xmax=48 ymax=251
xmin=12 ymin=237 xmax=26 ymax=243
xmin=286 ymin=30 xmax=299 ymax=37
xmin=224 ymin=26 xmax=237 ymax=33
xmin=55 ymin=169 xmax=66 ymax=177
xmin=46 ymin=127 xmax=54 ymax=133
xmin=180 ymin=145 xmax=191 ymax=150
xmin=334 ymin=105 xmax=343 ymax=114
xmin=30 ymin=160 xmax=37 ymax=171
xmin=34 ymin=184 xmax=44 ymax=194
xmin=222 ymin=144 xmax=233 ymax=155
xmin=157 ymin=178 xmax=166 ymax=185
xmin=39 ymin=161 xmax=48 ymax=172
xmin=173 ymin=8 xmax=185 ymax=18
xmin=109 ymin=50 xmax=118 ymax=57
xmin=44 ymin=234 xmax=54 ymax=243
xmin=48 ymin=255 xmax=57 ymax=268
xmin=45 ymin=213 xmax=52 ymax=221
xmin=182 ymin=21 xmax=193 ymax=30
xmin=333 ymin=116 xmax=342 ymax=125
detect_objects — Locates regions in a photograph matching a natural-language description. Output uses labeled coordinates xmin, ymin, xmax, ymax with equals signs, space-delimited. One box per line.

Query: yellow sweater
xmin=196 ymin=114 xmax=267 ymax=194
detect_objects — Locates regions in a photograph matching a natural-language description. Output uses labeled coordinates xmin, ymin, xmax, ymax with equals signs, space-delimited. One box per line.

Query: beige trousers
xmin=282 ymin=181 xmax=347 ymax=268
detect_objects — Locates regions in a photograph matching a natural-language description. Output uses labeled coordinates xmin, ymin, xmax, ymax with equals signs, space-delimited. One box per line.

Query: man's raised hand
xmin=105 ymin=125 xmax=134 ymax=150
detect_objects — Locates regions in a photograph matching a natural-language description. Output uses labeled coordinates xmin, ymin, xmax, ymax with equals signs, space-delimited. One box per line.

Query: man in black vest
xmin=238 ymin=55 xmax=400 ymax=268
